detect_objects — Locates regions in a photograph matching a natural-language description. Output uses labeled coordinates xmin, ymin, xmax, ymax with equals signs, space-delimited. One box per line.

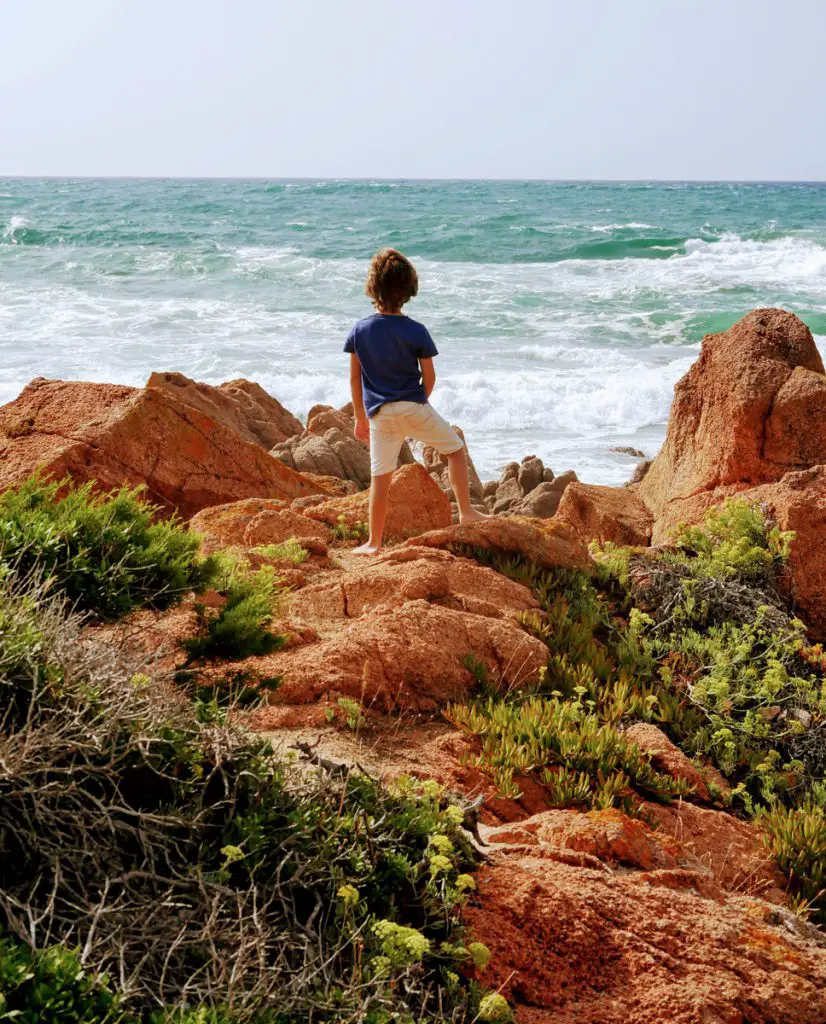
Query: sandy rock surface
xmin=466 ymin=807 xmax=826 ymax=1024
xmin=300 ymin=462 xmax=453 ymax=540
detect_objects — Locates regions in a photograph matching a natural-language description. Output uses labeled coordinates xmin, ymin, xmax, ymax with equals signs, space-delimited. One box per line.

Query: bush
xmin=0 ymin=937 xmax=124 ymax=1024
xmin=760 ymin=789 xmax=826 ymax=923
xmin=447 ymin=693 xmax=687 ymax=808
xmin=183 ymin=569 xmax=285 ymax=662
xmin=674 ymin=498 xmax=793 ymax=587
xmin=252 ymin=539 xmax=308 ymax=565
xmin=0 ymin=476 xmax=214 ymax=619
xmin=0 ymin=574 xmax=483 ymax=1022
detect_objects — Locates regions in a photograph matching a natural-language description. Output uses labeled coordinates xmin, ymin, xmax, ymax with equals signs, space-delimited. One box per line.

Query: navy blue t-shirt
xmin=344 ymin=313 xmax=438 ymax=417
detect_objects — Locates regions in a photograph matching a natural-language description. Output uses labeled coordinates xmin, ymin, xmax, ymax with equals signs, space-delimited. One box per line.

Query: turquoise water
xmin=2 ymin=179 xmax=825 ymax=484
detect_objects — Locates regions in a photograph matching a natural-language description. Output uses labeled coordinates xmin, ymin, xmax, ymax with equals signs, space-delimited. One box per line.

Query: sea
xmin=2 ymin=178 xmax=825 ymax=486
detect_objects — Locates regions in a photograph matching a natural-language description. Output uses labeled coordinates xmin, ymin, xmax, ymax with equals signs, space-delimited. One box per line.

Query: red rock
xmin=638 ymin=309 xmax=825 ymax=520
xmin=406 ymin=515 xmax=595 ymax=574
xmin=238 ymin=599 xmax=548 ymax=712
xmin=301 ymin=462 xmax=452 ymax=541
xmin=644 ymin=801 xmax=787 ymax=902
xmin=466 ymin=807 xmax=826 ymax=1024
xmin=764 ymin=367 xmax=826 ymax=467
xmin=486 ymin=807 xmax=690 ymax=872
xmin=735 ymin=467 xmax=826 ymax=637
xmin=290 ymin=545 xmax=540 ymax=622
xmin=189 ymin=498 xmax=331 ymax=554
xmin=556 ymin=482 xmax=653 ymax=547
xmin=624 ymin=722 xmax=712 ymax=800
xmin=146 ymin=371 xmax=303 ymax=447
xmin=0 ymin=378 xmax=326 ymax=517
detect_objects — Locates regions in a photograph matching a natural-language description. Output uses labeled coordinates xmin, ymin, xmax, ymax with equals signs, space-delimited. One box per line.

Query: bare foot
xmin=352 ymin=542 xmax=383 ymax=556
xmin=459 ymin=508 xmax=489 ymax=524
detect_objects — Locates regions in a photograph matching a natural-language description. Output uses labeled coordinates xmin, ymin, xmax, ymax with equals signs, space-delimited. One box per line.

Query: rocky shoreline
xmin=2 ymin=307 xmax=826 ymax=1023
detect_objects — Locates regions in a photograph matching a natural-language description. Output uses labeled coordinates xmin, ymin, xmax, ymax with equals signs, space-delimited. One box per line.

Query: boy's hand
xmin=354 ymin=417 xmax=370 ymax=443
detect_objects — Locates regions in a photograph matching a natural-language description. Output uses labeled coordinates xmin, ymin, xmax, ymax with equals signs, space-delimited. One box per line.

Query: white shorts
xmin=369 ymin=401 xmax=463 ymax=477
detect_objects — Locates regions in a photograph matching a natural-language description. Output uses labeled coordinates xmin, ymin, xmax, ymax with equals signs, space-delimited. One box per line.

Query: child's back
xmin=345 ymin=312 xmax=436 ymax=416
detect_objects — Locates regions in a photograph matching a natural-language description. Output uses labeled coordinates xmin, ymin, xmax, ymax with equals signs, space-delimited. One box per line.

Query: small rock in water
xmin=610 ymin=445 xmax=646 ymax=458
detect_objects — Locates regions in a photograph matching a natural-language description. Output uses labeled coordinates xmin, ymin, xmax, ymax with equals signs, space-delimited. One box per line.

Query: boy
xmin=345 ymin=247 xmax=485 ymax=555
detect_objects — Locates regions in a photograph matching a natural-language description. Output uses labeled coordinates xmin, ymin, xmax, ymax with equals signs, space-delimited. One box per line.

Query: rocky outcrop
xmin=732 ymin=466 xmax=826 ymax=637
xmin=406 ymin=516 xmax=595 ymax=574
xmin=556 ymin=481 xmax=653 ymax=547
xmin=272 ymin=428 xmax=372 ymax=489
xmin=466 ymin=807 xmax=826 ymax=1024
xmin=624 ymin=723 xmax=726 ymax=803
xmin=146 ymin=371 xmax=303 ymax=448
xmin=200 ymin=545 xmax=549 ymax=715
xmin=0 ymin=378 xmax=326 ymax=517
xmin=632 ymin=309 xmax=826 ymax=634
xmin=638 ymin=309 xmax=826 ymax=521
xmin=299 ymin=463 xmax=453 ymax=541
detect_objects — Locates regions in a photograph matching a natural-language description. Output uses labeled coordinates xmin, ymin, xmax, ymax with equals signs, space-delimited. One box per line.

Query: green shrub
xmin=674 ymin=498 xmax=794 ymax=587
xmin=0 ymin=937 xmax=124 ymax=1024
xmin=330 ymin=516 xmax=368 ymax=543
xmin=0 ymin=476 xmax=214 ymax=619
xmin=184 ymin=569 xmax=285 ymax=662
xmin=253 ymin=539 xmax=308 ymax=564
xmin=760 ymin=788 xmax=826 ymax=923
xmin=447 ymin=693 xmax=687 ymax=808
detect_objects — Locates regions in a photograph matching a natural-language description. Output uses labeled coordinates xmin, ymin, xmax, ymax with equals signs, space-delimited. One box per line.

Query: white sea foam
xmin=590 ymin=222 xmax=655 ymax=232
xmin=2 ymin=215 xmax=27 ymax=241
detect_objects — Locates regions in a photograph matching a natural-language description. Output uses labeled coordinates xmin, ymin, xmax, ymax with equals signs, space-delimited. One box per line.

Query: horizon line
xmin=1 ymin=175 xmax=826 ymax=185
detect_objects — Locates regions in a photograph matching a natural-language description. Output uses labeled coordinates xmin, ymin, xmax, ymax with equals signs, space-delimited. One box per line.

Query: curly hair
xmin=365 ymin=248 xmax=419 ymax=312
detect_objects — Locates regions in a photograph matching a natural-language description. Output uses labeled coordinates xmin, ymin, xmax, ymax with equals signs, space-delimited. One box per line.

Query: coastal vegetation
xmin=0 ymin=478 xmax=495 ymax=1024
xmin=447 ymin=499 xmax=826 ymax=921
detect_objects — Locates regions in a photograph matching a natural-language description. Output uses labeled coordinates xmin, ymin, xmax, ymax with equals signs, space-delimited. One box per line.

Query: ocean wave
xmin=590 ymin=222 xmax=656 ymax=232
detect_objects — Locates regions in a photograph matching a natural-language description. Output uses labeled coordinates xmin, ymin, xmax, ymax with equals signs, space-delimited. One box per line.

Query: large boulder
xmin=405 ymin=516 xmax=595 ymax=574
xmin=556 ymin=482 xmax=652 ymax=547
xmin=734 ymin=466 xmax=826 ymax=636
xmin=0 ymin=378 xmax=326 ymax=517
xmin=638 ymin=309 xmax=825 ymax=520
xmin=259 ymin=600 xmax=548 ymax=712
xmin=635 ymin=309 xmax=826 ymax=635
xmin=146 ymin=371 xmax=302 ymax=448
xmin=299 ymin=462 xmax=452 ymax=541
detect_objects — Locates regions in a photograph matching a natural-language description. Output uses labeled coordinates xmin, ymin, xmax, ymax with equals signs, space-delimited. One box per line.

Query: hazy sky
xmin=2 ymin=0 xmax=824 ymax=179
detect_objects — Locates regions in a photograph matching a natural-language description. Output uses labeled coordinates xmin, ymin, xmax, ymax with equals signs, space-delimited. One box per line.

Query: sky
xmin=1 ymin=0 xmax=825 ymax=180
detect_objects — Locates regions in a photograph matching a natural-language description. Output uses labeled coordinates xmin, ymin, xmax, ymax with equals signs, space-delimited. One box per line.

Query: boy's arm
xmin=350 ymin=354 xmax=369 ymax=442
xmin=420 ymin=357 xmax=436 ymax=398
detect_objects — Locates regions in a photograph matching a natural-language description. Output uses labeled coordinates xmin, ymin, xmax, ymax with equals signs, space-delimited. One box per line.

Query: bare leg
xmin=447 ymin=448 xmax=488 ymax=523
xmin=353 ymin=471 xmax=393 ymax=555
